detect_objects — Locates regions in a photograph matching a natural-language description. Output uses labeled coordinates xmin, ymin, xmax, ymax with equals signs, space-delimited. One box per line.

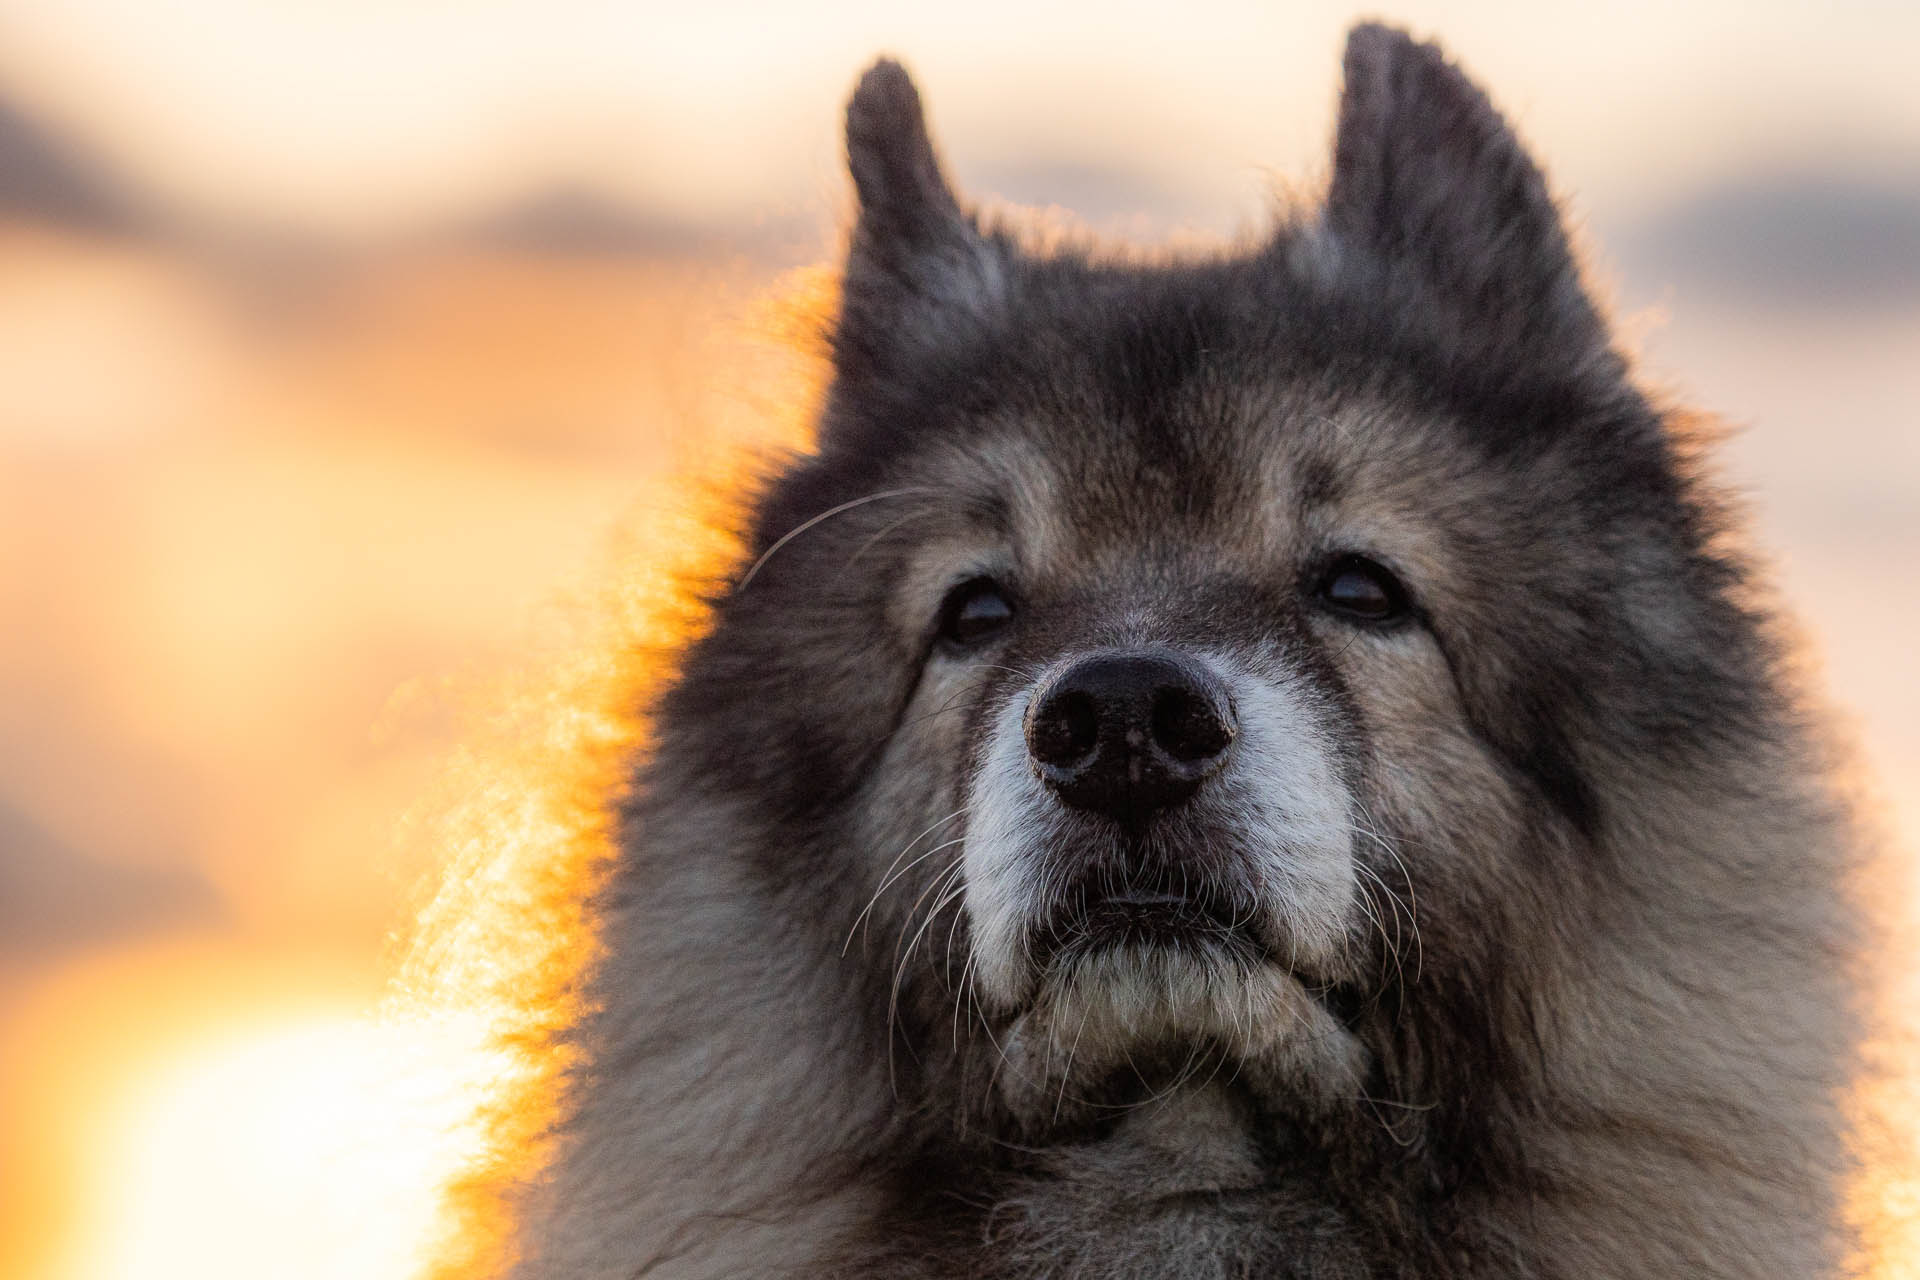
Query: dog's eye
xmin=1315 ymin=556 xmax=1409 ymax=624
xmin=937 ymin=578 xmax=1015 ymax=647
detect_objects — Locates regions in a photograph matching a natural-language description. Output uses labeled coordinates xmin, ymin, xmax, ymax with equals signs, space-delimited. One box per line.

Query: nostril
xmin=1030 ymin=689 xmax=1099 ymax=766
xmin=1150 ymin=685 xmax=1235 ymax=763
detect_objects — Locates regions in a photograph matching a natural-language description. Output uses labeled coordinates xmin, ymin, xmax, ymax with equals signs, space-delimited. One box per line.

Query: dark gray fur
xmin=505 ymin=24 xmax=1858 ymax=1278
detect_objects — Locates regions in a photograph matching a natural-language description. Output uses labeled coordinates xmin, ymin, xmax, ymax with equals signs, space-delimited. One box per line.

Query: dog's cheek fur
xmin=838 ymin=662 xmax=998 ymax=989
xmin=1310 ymin=405 xmax=1773 ymax=843
xmin=658 ymin=466 xmax=930 ymax=829
xmin=1446 ymin=454 xmax=1774 ymax=841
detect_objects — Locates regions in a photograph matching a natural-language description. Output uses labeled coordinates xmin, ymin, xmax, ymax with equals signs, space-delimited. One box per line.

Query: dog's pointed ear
xmin=1324 ymin=24 xmax=1606 ymax=355
xmin=836 ymin=59 xmax=1004 ymax=379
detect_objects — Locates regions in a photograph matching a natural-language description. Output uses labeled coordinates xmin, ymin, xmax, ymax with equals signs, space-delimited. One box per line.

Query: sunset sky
xmin=0 ymin=3 xmax=1915 ymax=1277
xmin=2 ymin=2 xmax=1918 ymax=235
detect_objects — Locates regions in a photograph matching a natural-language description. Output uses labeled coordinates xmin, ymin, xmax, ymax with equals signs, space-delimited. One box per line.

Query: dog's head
xmin=663 ymin=26 xmax=1769 ymax=1136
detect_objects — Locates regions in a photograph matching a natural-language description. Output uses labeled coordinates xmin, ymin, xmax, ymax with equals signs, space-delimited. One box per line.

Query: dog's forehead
xmin=922 ymin=381 xmax=1465 ymax=583
xmin=861 ymin=245 xmax=1621 ymax=591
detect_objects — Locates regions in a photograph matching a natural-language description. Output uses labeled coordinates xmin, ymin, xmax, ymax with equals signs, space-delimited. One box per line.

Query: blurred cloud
xmin=0 ymin=92 xmax=149 ymax=233
xmin=453 ymin=186 xmax=725 ymax=258
xmin=1622 ymin=168 xmax=1920 ymax=307
xmin=970 ymin=160 xmax=1222 ymax=237
xmin=0 ymin=805 xmax=223 ymax=963
xmin=445 ymin=184 xmax=811 ymax=263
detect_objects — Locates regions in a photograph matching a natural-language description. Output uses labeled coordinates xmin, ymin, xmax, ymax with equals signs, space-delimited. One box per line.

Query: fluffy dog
xmin=500 ymin=23 xmax=1857 ymax=1279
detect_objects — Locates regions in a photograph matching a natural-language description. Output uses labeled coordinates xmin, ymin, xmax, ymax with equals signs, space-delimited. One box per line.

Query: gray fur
xmin=503 ymin=23 xmax=1858 ymax=1279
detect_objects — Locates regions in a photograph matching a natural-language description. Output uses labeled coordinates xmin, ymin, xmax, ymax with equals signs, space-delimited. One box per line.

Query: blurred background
xmin=0 ymin=2 xmax=1915 ymax=1276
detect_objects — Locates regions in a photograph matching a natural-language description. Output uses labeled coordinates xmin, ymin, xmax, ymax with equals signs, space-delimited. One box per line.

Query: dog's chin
xmin=986 ymin=929 xmax=1370 ymax=1134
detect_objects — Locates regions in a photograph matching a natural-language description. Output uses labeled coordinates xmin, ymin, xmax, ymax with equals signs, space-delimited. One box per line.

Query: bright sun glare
xmin=62 ymin=1013 xmax=504 ymax=1280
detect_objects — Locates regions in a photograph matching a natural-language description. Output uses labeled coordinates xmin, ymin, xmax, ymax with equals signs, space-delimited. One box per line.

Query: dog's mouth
xmin=1033 ymin=871 xmax=1270 ymax=972
xmin=986 ymin=863 xmax=1370 ymax=1129
xmin=1019 ymin=863 xmax=1366 ymax=1031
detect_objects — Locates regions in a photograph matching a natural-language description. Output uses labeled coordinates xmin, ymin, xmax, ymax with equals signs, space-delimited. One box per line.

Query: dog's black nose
xmin=1025 ymin=650 xmax=1236 ymax=821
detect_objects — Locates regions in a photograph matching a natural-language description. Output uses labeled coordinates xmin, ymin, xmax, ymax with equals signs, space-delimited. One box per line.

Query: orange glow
xmin=1847 ymin=828 xmax=1920 ymax=1280
xmin=5 ymin=328 xmax=824 ymax=1279
xmin=1854 ymin=1039 xmax=1920 ymax=1280
xmin=394 ymin=275 xmax=829 ymax=1278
